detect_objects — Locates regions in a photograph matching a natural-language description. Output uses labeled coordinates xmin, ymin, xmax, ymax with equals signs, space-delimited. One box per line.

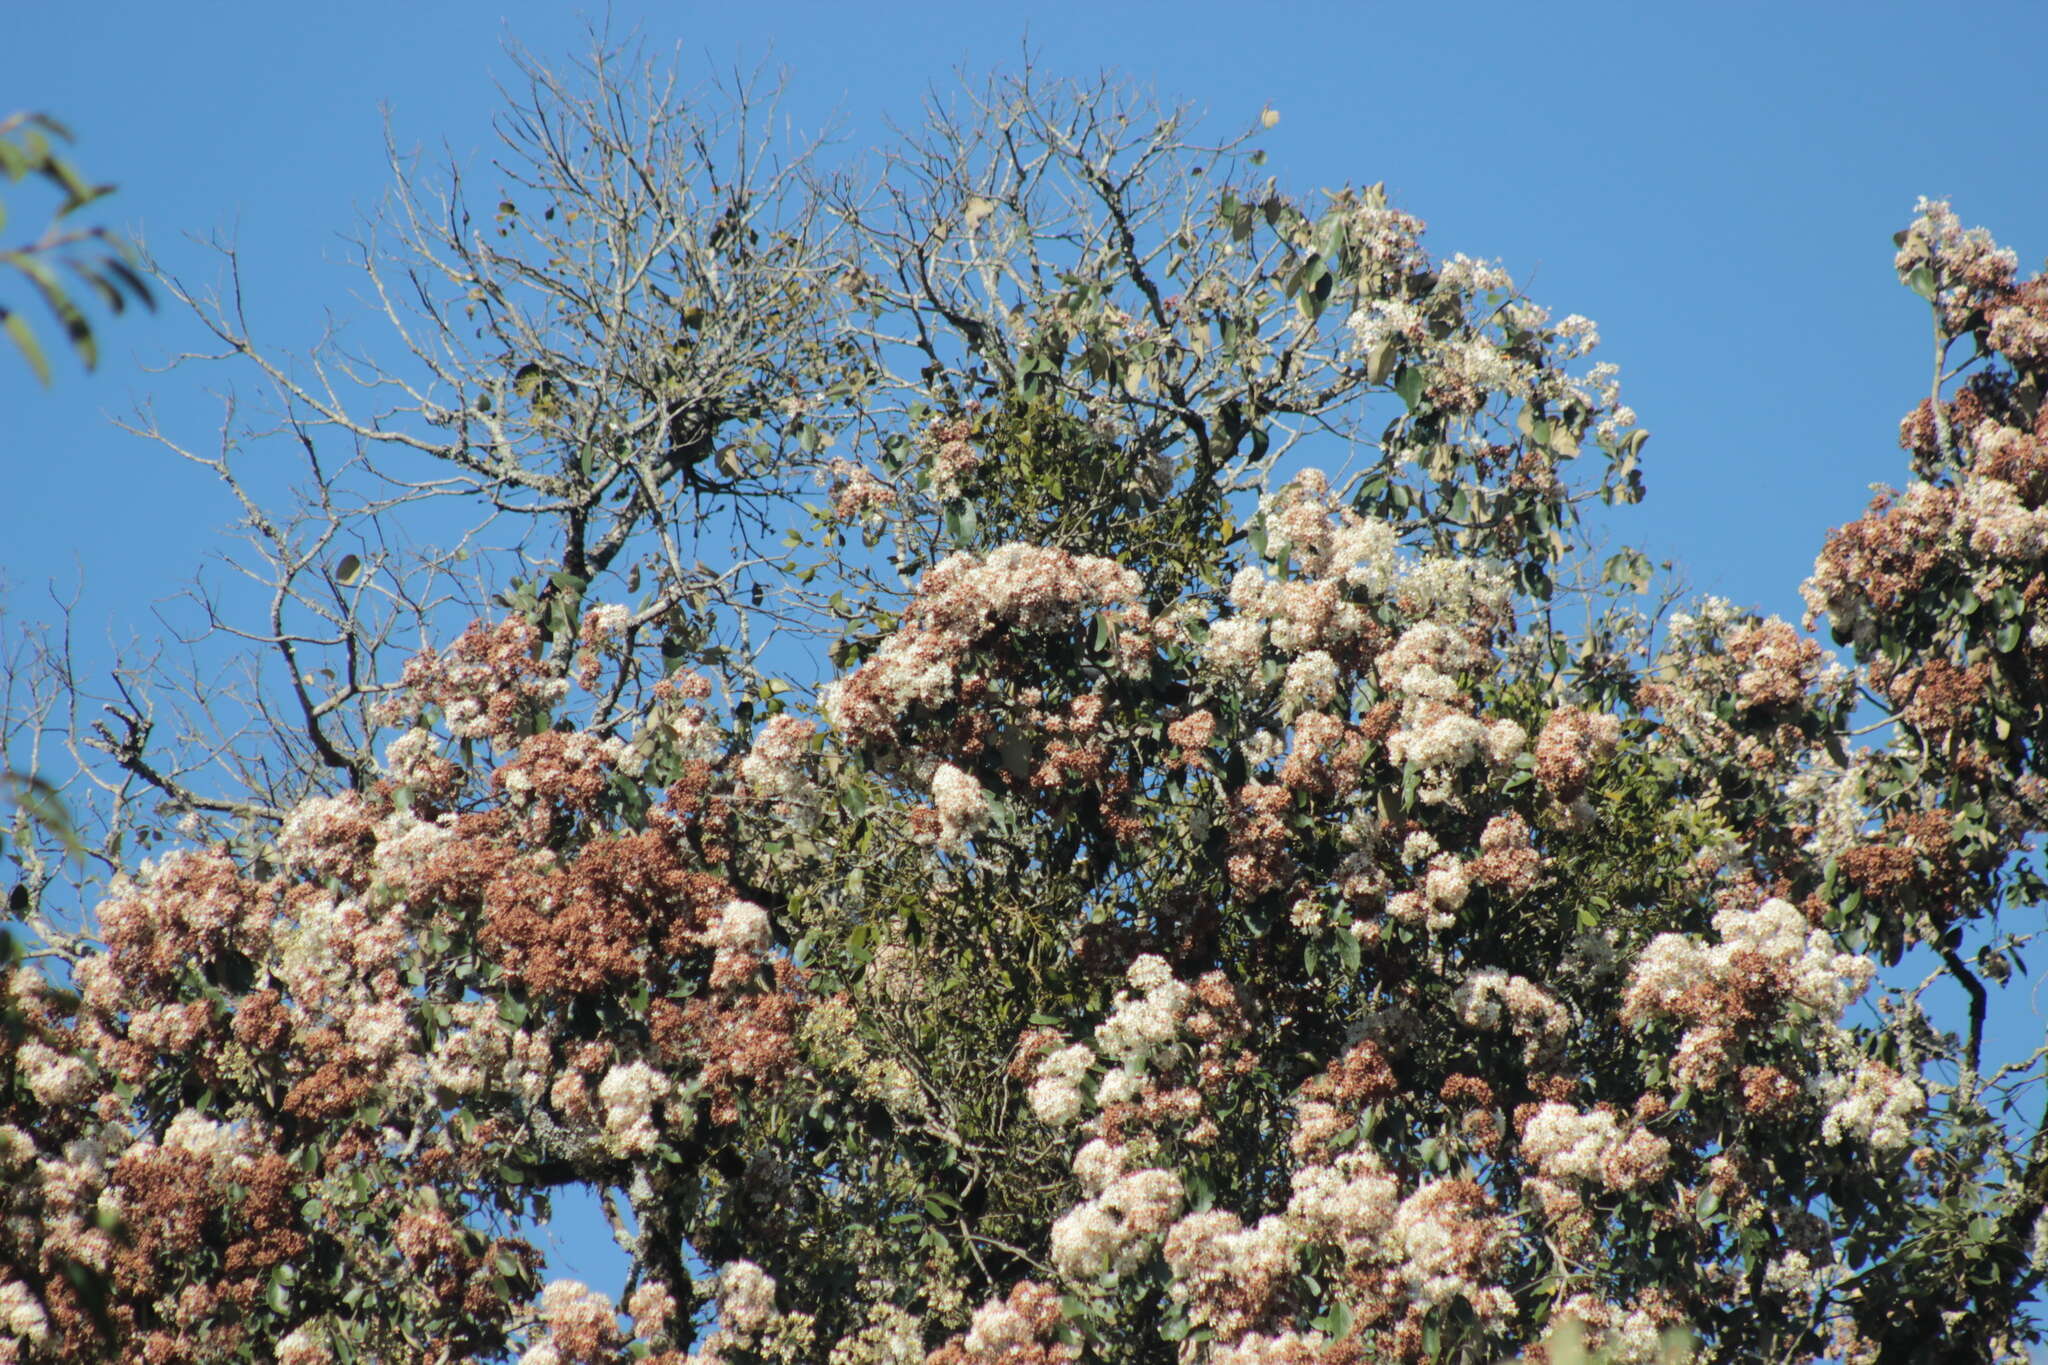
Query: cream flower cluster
xmin=1625 ymin=899 xmax=1875 ymax=1024
xmin=1820 ymin=1062 xmax=1924 ymax=1155
xmin=1027 ymin=955 xmax=1194 ymax=1126
xmin=1048 ymin=1148 xmax=1184 ymax=1283
xmin=596 ymin=1060 xmax=674 ymax=1156
xmin=823 ymin=544 xmax=1148 ymax=744
xmin=1960 ymin=471 xmax=2048 ymax=559
xmin=1452 ymin=970 xmax=1570 ymax=1063
xmin=1894 ymin=197 xmax=2020 ymax=332
xmin=1520 ymin=1103 xmax=1670 ymax=1191
xmin=740 ymin=715 xmax=819 ymax=805
xmin=1379 ymin=622 xmax=1525 ymax=805
xmin=930 ymin=763 xmax=992 ymax=850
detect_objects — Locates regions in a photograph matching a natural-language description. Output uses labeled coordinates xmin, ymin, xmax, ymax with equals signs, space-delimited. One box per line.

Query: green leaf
xmin=1366 ymin=340 xmax=1400 ymax=385
xmin=11 ymin=250 xmax=94 ymax=370
xmin=1 ymin=770 xmax=84 ymax=860
xmin=1906 ymin=264 xmax=1938 ymax=300
xmin=100 ymin=255 xmax=153 ymax=310
xmin=2 ymin=309 xmax=50 ymax=385
xmin=1334 ymin=926 xmax=1360 ymax=973
xmin=1314 ymin=1299 xmax=1354 ymax=1340
xmin=1393 ymin=364 xmax=1425 ymax=413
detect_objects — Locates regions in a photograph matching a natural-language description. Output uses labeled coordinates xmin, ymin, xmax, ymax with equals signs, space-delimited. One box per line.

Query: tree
xmin=5 ymin=38 xmax=2048 ymax=1365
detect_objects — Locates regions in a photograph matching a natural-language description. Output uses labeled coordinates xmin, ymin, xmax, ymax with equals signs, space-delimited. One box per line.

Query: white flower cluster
xmin=1786 ymin=755 xmax=1871 ymax=865
xmin=1895 ymin=196 xmax=2020 ymax=330
xmin=822 ymin=543 xmax=1148 ymax=744
xmin=1519 ymin=1103 xmax=1621 ymax=1182
xmin=522 ymin=1278 xmax=619 ymax=1365
xmin=709 ymin=899 xmax=773 ymax=955
xmin=1439 ymin=334 xmax=1520 ymax=396
xmin=930 ymin=763 xmax=992 ymax=850
xmin=15 ymin=1040 xmax=92 ymax=1109
xmin=1391 ymin=1180 xmax=1513 ymax=1318
xmin=160 ymin=1109 xmax=257 ymax=1168
xmin=1960 ymin=471 xmax=2048 ymax=559
xmin=1029 ymin=956 xmax=1196 ymax=1128
xmin=665 ymin=702 xmax=724 ymax=764
xmin=1378 ymin=623 xmax=1524 ymax=804
xmin=1208 ymin=1331 xmax=1345 ymax=1365
xmin=961 ymin=1290 xmax=1049 ymax=1360
xmin=1 ymin=1278 xmax=49 ymax=1345
xmin=1624 ymin=900 xmax=1922 ymax=1154
xmin=1552 ymin=1296 xmax=1685 ymax=1365
xmin=1201 ymin=616 xmax=1266 ymax=682
xmin=739 ymin=715 xmax=819 ymax=806
xmin=367 ymin=807 xmax=459 ymax=886
xmin=1820 ymin=1062 xmax=1924 ymax=1155
xmin=1256 ymin=471 xmax=1401 ymax=589
xmin=1284 ymin=1151 xmax=1401 ymax=1258
xmin=1162 ymin=1205 xmax=1300 ymax=1339
xmin=1435 ymin=253 xmax=1513 ymax=295
xmin=1158 ymin=1142 xmax=1519 ymax=1353
xmin=1028 ymin=1044 xmax=1095 ymax=1127
xmin=274 ymin=1323 xmax=333 ymax=1365
xmin=627 ymin=1280 xmax=675 ymax=1338
xmin=1197 ymin=471 xmax=1428 ymax=695
xmin=1626 ymin=899 xmax=1875 ymax=1024
xmin=1094 ymin=955 xmax=1189 ymax=1071
xmin=717 ymin=1260 xmax=781 ymax=1336
xmin=1517 ymin=1103 xmax=1670 ymax=1193
xmin=1399 ymin=557 xmax=1514 ymax=627
xmin=596 ymin=1264 xmax=784 ymax=1365
xmin=1342 ymin=199 xmax=1431 ymax=283
xmin=584 ymin=602 xmax=632 ymax=636
xmin=342 ymin=999 xmax=413 ymax=1062
xmin=1279 ymin=649 xmax=1341 ymax=714
xmin=597 ymin=1060 xmax=674 ymax=1156
xmin=497 ymin=731 xmax=624 ymax=799
xmin=1049 ymin=1146 xmax=1184 ymax=1283
xmin=426 ymin=1002 xmax=519 ymax=1096
xmin=383 ymin=728 xmax=444 ymax=788
xmin=1387 ymin=854 xmax=1473 ymax=932
xmin=1345 ymin=232 xmax=1631 ymax=435
xmin=1452 ymin=970 xmax=1570 ymax=1062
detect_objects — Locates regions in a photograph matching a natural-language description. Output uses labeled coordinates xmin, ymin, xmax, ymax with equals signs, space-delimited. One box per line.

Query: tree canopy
xmin=5 ymin=41 xmax=2048 ymax=1365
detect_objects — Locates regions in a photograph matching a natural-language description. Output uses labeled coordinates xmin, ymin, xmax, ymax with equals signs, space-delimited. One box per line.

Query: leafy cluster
xmin=0 ymin=112 xmax=151 ymax=385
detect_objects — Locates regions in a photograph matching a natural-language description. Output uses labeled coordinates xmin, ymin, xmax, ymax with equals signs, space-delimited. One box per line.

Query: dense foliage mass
xmin=5 ymin=47 xmax=2048 ymax=1365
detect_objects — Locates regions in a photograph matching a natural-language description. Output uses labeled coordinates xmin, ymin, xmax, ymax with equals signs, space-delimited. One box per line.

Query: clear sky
xmin=10 ymin=0 xmax=2048 ymax=629
xmin=7 ymin=0 xmax=2048 ymax=1306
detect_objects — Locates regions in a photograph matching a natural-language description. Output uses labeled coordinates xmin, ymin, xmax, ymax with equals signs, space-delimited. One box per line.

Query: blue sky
xmin=8 ymin=0 xmax=2048 ymax=1307
xmin=10 ymin=0 xmax=2048 ymax=630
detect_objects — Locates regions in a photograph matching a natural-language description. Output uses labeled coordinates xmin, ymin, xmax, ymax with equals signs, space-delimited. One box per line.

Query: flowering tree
xmin=7 ymin=43 xmax=2048 ymax=1365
